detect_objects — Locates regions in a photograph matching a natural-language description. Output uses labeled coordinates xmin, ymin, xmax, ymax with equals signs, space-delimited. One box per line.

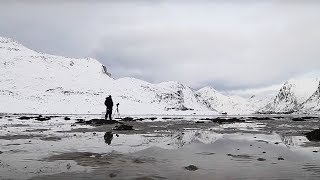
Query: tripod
xmin=112 ymin=103 xmax=121 ymax=119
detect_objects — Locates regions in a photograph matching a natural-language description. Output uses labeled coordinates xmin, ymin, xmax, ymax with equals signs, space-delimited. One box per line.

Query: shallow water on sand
xmin=0 ymin=114 xmax=320 ymax=179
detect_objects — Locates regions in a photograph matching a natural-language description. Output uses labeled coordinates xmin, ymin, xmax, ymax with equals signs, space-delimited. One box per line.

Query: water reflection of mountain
xmin=165 ymin=130 xmax=223 ymax=148
xmin=280 ymin=135 xmax=309 ymax=147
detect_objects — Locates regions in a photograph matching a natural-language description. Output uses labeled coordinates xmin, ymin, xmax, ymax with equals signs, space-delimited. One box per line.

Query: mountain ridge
xmin=1 ymin=36 xmax=320 ymax=115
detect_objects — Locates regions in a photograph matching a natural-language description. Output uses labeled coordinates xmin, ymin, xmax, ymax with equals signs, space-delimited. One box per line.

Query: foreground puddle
xmin=1 ymin=115 xmax=320 ymax=179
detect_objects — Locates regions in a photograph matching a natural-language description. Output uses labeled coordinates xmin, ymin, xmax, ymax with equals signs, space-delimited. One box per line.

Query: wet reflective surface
xmin=0 ymin=115 xmax=320 ymax=179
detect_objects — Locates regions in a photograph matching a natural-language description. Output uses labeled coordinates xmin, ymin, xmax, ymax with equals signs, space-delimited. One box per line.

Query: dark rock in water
xmin=200 ymin=117 xmax=244 ymax=124
xmin=148 ymin=117 xmax=157 ymax=120
xmin=301 ymin=116 xmax=318 ymax=120
xmin=249 ymin=117 xmax=273 ymax=121
xmin=121 ymin=117 xmax=134 ymax=121
xmin=0 ymin=151 xmax=3 ymax=154
xmin=109 ymin=173 xmax=117 ymax=178
xmin=292 ymin=117 xmax=306 ymax=121
xmin=18 ymin=116 xmax=34 ymax=120
xmin=113 ymin=124 xmax=133 ymax=131
xmin=162 ymin=117 xmax=172 ymax=120
xmin=40 ymin=136 xmax=62 ymax=141
xmin=195 ymin=121 xmax=205 ymax=124
xmin=35 ymin=115 xmax=51 ymax=121
xmin=278 ymin=157 xmax=284 ymax=160
xmin=134 ymin=118 xmax=145 ymax=121
xmin=104 ymin=132 xmax=113 ymax=145
xmin=81 ymin=119 xmax=122 ymax=125
xmin=305 ymin=129 xmax=320 ymax=141
xmin=64 ymin=117 xmax=71 ymax=120
xmin=75 ymin=119 xmax=85 ymax=123
xmin=257 ymin=158 xmax=266 ymax=161
xmin=184 ymin=165 xmax=198 ymax=171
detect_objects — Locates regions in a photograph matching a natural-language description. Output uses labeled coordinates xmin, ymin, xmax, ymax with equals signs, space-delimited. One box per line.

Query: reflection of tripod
xmin=113 ymin=103 xmax=121 ymax=119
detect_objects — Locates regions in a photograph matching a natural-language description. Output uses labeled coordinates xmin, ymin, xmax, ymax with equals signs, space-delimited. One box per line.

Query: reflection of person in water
xmin=104 ymin=132 xmax=113 ymax=145
xmin=116 ymin=103 xmax=119 ymax=113
xmin=104 ymin=95 xmax=113 ymax=120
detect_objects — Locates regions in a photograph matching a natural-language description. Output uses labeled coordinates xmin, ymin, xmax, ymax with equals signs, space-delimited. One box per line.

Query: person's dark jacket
xmin=105 ymin=97 xmax=113 ymax=109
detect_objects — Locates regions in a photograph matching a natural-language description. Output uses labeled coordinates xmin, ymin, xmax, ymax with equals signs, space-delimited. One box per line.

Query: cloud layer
xmin=1 ymin=0 xmax=320 ymax=90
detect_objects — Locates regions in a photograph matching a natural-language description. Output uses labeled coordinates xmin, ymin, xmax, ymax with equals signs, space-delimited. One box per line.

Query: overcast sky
xmin=1 ymin=0 xmax=320 ymax=91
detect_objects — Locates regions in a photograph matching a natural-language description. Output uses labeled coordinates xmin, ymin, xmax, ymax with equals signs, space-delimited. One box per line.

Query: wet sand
xmin=0 ymin=114 xmax=320 ymax=179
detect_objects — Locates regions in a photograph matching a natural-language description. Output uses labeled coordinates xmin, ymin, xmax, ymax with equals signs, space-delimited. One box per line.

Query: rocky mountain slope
xmin=300 ymin=82 xmax=320 ymax=113
xmin=259 ymin=77 xmax=320 ymax=114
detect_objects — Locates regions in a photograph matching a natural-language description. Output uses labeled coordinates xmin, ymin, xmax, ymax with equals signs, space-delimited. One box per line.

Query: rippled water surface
xmin=0 ymin=114 xmax=320 ymax=179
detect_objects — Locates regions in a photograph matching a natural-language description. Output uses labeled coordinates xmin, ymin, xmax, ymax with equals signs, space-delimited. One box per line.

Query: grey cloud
xmin=1 ymin=1 xmax=320 ymax=91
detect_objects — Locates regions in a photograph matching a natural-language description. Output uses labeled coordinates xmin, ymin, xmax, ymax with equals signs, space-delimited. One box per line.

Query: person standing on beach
xmin=104 ymin=95 xmax=113 ymax=120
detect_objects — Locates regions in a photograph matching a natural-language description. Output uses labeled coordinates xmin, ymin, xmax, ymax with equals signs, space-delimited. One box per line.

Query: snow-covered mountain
xmin=300 ymin=81 xmax=320 ymax=113
xmin=2 ymin=36 xmax=320 ymax=115
xmin=197 ymin=87 xmax=263 ymax=114
xmin=0 ymin=36 xmax=220 ymax=115
xmin=259 ymin=77 xmax=320 ymax=114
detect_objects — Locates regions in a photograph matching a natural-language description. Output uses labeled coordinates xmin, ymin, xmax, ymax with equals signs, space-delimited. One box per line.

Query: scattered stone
xmin=305 ymin=129 xmax=320 ymax=141
xmin=113 ymin=124 xmax=134 ymax=131
xmin=78 ymin=119 xmax=123 ymax=125
xmin=25 ymin=129 xmax=50 ymax=133
xmin=184 ymin=165 xmax=198 ymax=171
xmin=35 ymin=115 xmax=51 ymax=121
xmin=301 ymin=116 xmax=318 ymax=120
xmin=109 ymin=173 xmax=117 ymax=178
xmin=148 ymin=117 xmax=157 ymax=120
xmin=40 ymin=137 xmax=62 ymax=141
xmin=200 ymin=117 xmax=245 ymax=124
xmin=121 ymin=117 xmax=134 ymax=121
xmin=313 ymin=151 xmax=318 ymax=153
xmin=64 ymin=117 xmax=71 ymax=120
xmin=257 ymin=158 xmax=266 ymax=161
xmin=195 ymin=121 xmax=205 ymax=124
xmin=249 ymin=117 xmax=273 ymax=121
xmin=273 ymin=116 xmax=285 ymax=119
xmin=274 ymin=142 xmax=279 ymax=145
xmin=226 ymin=154 xmax=253 ymax=159
xmin=292 ymin=117 xmax=306 ymax=122
xmin=18 ymin=116 xmax=34 ymax=120
xmin=76 ymin=119 xmax=85 ymax=123
xmin=134 ymin=118 xmax=145 ymax=121
xmin=66 ymin=163 xmax=71 ymax=170
xmin=262 ymin=152 xmax=266 ymax=154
